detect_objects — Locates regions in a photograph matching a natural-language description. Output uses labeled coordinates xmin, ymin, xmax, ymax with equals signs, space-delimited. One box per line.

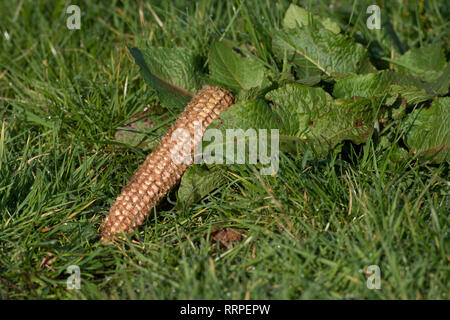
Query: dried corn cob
xmin=101 ymin=85 xmax=234 ymax=241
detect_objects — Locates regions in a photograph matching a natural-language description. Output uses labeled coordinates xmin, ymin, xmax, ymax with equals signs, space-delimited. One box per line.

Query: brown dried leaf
xmin=210 ymin=228 xmax=245 ymax=249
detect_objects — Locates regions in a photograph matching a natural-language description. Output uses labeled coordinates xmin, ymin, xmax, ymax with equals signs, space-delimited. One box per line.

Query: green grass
xmin=0 ymin=0 xmax=448 ymax=299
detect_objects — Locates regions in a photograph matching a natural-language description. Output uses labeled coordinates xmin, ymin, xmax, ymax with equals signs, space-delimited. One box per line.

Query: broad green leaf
xmin=272 ymin=27 xmax=374 ymax=78
xmin=404 ymin=98 xmax=450 ymax=163
xmin=333 ymin=70 xmax=433 ymax=105
xmin=114 ymin=120 xmax=155 ymax=148
xmin=388 ymin=85 xmax=433 ymax=106
xmin=425 ymin=64 xmax=450 ymax=96
xmin=114 ymin=105 xmax=170 ymax=150
xmin=212 ymin=84 xmax=376 ymax=156
xmin=265 ymin=84 xmax=333 ymax=137
xmin=129 ymin=47 xmax=196 ymax=109
xmin=218 ymin=98 xmax=282 ymax=131
xmin=283 ymin=4 xmax=340 ymax=34
xmin=177 ymin=165 xmax=227 ymax=209
xmin=390 ymin=44 xmax=447 ymax=83
xmin=235 ymin=76 xmax=273 ymax=101
xmin=333 ymin=71 xmax=424 ymax=98
xmin=333 ymin=72 xmax=387 ymax=99
xmin=266 ymin=84 xmax=376 ymax=155
xmin=206 ymin=99 xmax=295 ymax=160
xmin=209 ymin=41 xmax=265 ymax=92
xmin=309 ymin=97 xmax=375 ymax=148
xmin=206 ymin=99 xmax=284 ymax=159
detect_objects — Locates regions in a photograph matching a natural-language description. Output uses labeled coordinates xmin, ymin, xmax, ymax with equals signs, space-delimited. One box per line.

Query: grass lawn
xmin=0 ymin=0 xmax=448 ymax=299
